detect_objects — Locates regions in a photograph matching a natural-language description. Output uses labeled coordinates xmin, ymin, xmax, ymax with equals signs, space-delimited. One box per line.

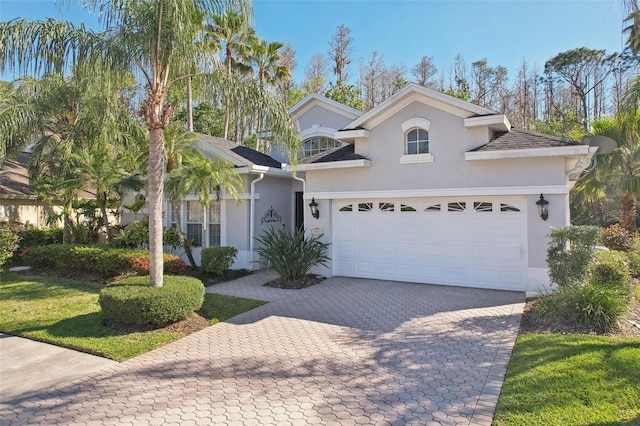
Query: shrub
xmin=200 ymin=246 xmax=238 ymax=277
xmin=589 ymin=250 xmax=631 ymax=294
xmin=628 ymin=243 xmax=640 ymax=278
xmin=0 ymin=226 xmax=20 ymax=267
xmin=601 ymin=224 xmax=635 ymax=252
xmin=23 ymin=244 xmax=187 ymax=278
xmin=18 ymin=226 xmax=63 ymax=248
xmin=99 ymin=275 xmax=204 ymax=326
xmin=547 ymin=226 xmax=601 ymax=288
xmin=255 ymin=227 xmax=330 ymax=281
xmin=532 ymin=282 xmax=629 ymax=333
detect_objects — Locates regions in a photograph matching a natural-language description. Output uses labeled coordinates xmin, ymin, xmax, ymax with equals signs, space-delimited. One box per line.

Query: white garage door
xmin=333 ymin=197 xmax=527 ymax=291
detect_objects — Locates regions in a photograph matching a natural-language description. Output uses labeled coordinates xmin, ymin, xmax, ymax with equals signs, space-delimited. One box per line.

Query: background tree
xmin=302 ymin=53 xmax=329 ymax=95
xmin=544 ymin=47 xmax=617 ymax=130
xmin=328 ymin=24 xmax=354 ymax=83
xmin=412 ymin=55 xmax=438 ymax=89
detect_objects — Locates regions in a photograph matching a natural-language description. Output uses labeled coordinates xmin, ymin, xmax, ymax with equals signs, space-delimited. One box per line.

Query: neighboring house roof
xmin=300 ymin=144 xmax=368 ymax=164
xmin=0 ymin=152 xmax=96 ymax=200
xmin=0 ymin=152 xmax=33 ymax=198
xmin=471 ymin=129 xmax=583 ymax=152
xmin=197 ymin=133 xmax=282 ymax=170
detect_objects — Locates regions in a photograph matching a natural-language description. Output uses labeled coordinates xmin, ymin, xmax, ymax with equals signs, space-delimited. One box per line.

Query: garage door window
xmin=339 ymin=204 xmax=353 ymax=212
xmin=448 ymin=202 xmax=466 ymax=212
xmin=425 ymin=203 xmax=441 ymax=212
xmin=474 ymin=202 xmax=493 ymax=212
xmin=379 ymin=202 xmax=395 ymax=212
xmin=358 ymin=203 xmax=373 ymax=212
xmin=500 ymin=203 xmax=520 ymax=212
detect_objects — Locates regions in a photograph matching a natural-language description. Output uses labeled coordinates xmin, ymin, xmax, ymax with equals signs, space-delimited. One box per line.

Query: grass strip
xmin=0 ymin=271 xmax=264 ymax=361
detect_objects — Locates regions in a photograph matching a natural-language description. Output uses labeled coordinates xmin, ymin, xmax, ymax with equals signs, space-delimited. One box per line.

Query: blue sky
xmin=0 ymin=0 xmax=628 ymax=84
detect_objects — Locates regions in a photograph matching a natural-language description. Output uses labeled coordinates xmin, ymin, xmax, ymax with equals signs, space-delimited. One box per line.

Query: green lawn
xmin=0 ymin=271 xmax=265 ymax=361
xmin=493 ymin=333 xmax=640 ymax=425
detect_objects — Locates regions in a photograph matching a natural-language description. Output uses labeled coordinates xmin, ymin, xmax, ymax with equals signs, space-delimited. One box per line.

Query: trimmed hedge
xmin=200 ymin=246 xmax=238 ymax=277
xmin=23 ymin=244 xmax=186 ymax=277
xmin=99 ymin=275 xmax=205 ymax=326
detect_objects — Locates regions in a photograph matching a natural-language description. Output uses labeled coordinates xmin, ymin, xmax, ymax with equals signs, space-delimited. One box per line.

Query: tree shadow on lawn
xmin=0 ymin=272 xmax=101 ymax=302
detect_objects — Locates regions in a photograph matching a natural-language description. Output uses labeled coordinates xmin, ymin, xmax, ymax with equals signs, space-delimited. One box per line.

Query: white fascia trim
xmin=346 ymin=83 xmax=495 ymax=130
xmin=401 ymin=117 xmax=431 ymax=132
xmin=235 ymin=165 xmax=290 ymax=177
xmin=465 ymin=145 xmax=591 ymax=161
xmin=334 ymin=129 xmax=370 ymax=140
xmin=400 ymin=153 xmax=434 ymax=164
xmin=285 ymin=159 xmax=371 ymax=172
xmin=306 ymin=185 xmax=570 ymax=200
xmin=464 ymin=114 xmax=511 ymax=131
xmin=288 ymin=93 xmax=363 ymax=121
xmin=300 ymin=125 xmax=338 ymax=140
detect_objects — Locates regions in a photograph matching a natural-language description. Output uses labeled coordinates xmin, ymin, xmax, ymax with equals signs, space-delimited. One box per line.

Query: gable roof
xmin=344 ymin=83 xmax=502 ymax=131
xmin=197 ymin=133 xmax=282 ymax=170
xmin=471 ymin=129 xmax=583 ymax=152
xmin=288 ymin=93 xmax=364 ymax=121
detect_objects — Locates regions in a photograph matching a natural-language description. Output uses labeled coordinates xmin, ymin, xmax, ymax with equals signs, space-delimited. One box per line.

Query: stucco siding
xmin=296 ymin=105 xmax=355 ymax=134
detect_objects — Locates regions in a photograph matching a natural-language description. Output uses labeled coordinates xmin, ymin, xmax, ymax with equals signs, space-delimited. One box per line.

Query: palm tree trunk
xmin=619 ymin=193 xmax=637 ymax=234
xmin=186 ymin=77 xmax=193 ymax=132
xmin=148 ymin=127 xmax=165 ymax=287
xmin=63 ymin=203 xmax=73 ymax=244
xmin=172 ymin=201 xmax=196 ymax=267
xmin=99 ymin=193 xmax=111 ymax=243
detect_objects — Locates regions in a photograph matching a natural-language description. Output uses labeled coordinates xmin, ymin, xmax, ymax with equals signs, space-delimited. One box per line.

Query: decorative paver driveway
xmin=1 ymin=271 xmax=525 ymax=425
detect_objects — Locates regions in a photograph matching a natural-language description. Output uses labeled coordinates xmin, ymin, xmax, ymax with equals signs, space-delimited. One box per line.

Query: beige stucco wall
xmin=0 ymin=199 xmax=60 ymax=227
xmin=300 ymin=101 xmax=575 ymax=293
xmin=296 ymin=105 xmax=355 ymax=133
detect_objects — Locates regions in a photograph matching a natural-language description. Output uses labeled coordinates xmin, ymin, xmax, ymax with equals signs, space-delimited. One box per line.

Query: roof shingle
xmin=470 ymin=129 xmax=583 ymax=152
xmin=300 ymin=144 xmax=368 ymax=164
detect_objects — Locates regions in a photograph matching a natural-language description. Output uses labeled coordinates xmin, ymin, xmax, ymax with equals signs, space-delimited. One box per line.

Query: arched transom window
xmin=300 ymin=136 xmax=344 ymax=158
xmin=405 ymin=128 xmax=429 ymax=155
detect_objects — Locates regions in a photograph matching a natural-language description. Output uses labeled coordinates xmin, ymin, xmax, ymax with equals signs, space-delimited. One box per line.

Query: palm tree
xmin=171 ymin=151 xmax=242 ymax=250
xmin=73 ymin=144 xmax=143 ymax=243
xmin=247 ymin=38 xmax=291 ymax=88
xmin=0 ymin=70 xmax=142 ymax=242
xmin=1 ymin=1 xmax=299 ymax=287
xmin=163 ymin=124 xmax=202 ymax=267
xmin=245 ymin=38 xmax=292 ymax=152
xmin=203 ymin=10 xmax=255 ymax=139
xmin=574 ymin=115 xmax=640 ymax=233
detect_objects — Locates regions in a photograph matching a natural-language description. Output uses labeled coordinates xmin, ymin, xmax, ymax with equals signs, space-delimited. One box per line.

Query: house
xmin=286 ymin=84 xmax=597 ymax=295
xmin=0 ymin=152 xmax=58 ymax=226
xmin=130 ymin=83 xmax=596 ymax=295
xmin=121 ymin=134 xmax=302 ymax=269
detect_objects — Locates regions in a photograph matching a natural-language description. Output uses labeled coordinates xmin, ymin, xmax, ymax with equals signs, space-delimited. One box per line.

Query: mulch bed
xmin=263 ymin=274 xmax=325 ymax=290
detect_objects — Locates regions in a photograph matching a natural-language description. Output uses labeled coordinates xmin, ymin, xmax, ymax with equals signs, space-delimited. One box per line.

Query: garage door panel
xmin=333 ymin=198 xmax=527 ymax=291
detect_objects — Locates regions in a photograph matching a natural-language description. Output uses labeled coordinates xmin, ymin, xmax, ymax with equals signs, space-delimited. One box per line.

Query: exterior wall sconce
xmin=309 ymin=198 xmax=320 ymax=219
xmin=536 ymin=194 xmax=549 ymax=221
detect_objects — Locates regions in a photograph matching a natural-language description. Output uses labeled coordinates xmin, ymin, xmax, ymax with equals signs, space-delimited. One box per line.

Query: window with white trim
xmin=405 ymin=128 xmax=429 ymax=155
xmin=186 ymin=200 xmax=202 ymax=247
xmin=209 ymin=201 xmax=221 ymax=247
xmin=299 ymin=136 xmax=345 ymax=158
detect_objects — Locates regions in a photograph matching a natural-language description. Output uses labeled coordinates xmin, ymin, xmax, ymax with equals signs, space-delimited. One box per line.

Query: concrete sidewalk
xmin=0 ymin=334 xmax=117 ymax=403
